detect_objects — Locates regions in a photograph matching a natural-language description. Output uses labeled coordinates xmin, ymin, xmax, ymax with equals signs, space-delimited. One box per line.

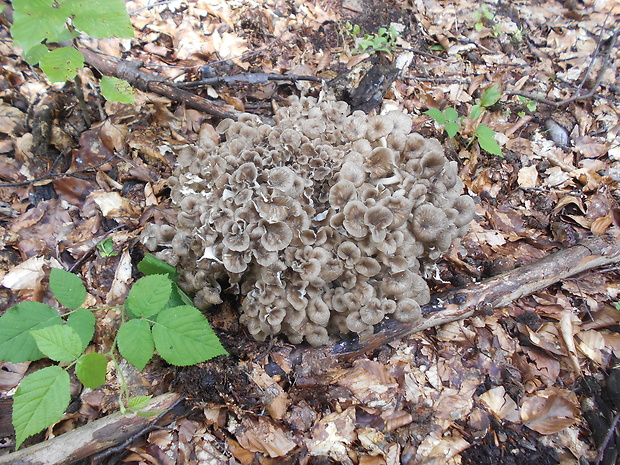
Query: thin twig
xmin=0 ymin=154 xmax=115 ymax=188
xmin=506 ymin=23 xmax=619 ymax=107
xmin=594 ymin=412 xmax=620 ymax=465
xmin=175 ymin=72 xmax=324 ymax=89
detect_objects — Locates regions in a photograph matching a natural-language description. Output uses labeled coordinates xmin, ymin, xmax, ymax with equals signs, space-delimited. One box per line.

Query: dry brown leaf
xmin=0 ymin=362 xmax=29 ymax=390
xmin=521 ymin=388 xmax=579 ymax=434
xmin=1 ymin=255 xmax=46 ymax=289
xmin=250 ymin=363 xmax=290 ymax=420
xmin=307 ymin=408 xmax=356 ymax=461
xmin=518 ymin=165 xmax=539 ymax=188
xmin=235 ymin=417 xmax=297 ymax=458
xmin=335 ymin=359 xmax=399 ymax=407
xmin=479 ymin=386 xmax=520 ymax=423
xmin=576 ymin=329 xmax=606 ymax=364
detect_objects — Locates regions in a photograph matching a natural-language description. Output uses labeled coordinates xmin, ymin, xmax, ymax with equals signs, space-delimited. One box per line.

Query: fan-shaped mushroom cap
xmin=360 ymin=298 xmax=385 ymax=325
xmin=355 ymin=257 xmax=381 ymax=278
xmin=393 ymin=298 xmax=422 ymax=323
xmin=339 ymin=161 xmax=367 ymax=187
xmin=451 ymin=195 xmax=476 ymax=228
xmin=411 ymin=204 xmax=448 ymax=243
xmin=366 ymin=115 xmax=394 ymax=141
xmin=381 ymin=269 xmax=416 ymax=296
xmin=343 ymin=200 xmax=368 ymax=238
xmin=365 ymin=147 xmax=395 ymax=179
xmin=260 ymin=221 xmax=293 ymax=251
xmin=304 ymin=324 xmax=330 ymax=346
xmin=221 ymin=219 xmax=251 ymax=252
xmin=337 ymin=241 xmax=362 ymax=268
xmin=307 ymin=297 xmax=331 ymax=326
xmin=329 ymin=180 xmax=358 ymax=210
xmin=346 ymin=311 xmax=371 ymax=333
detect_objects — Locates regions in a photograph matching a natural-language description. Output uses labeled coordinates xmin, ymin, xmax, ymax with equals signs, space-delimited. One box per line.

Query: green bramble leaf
xmin=39 ymin=46 xmax=84 ymax=83
xmin=475 ymin=124 xmax=503 ymax=156
xmin=444 ymin=107 xmax=459 ymax=122
xmin=445 ymin=121 xmax=461 ymax=138
xmin=125 ymin=275 xmax=172 ymax=319
xmin=49 ymin=268 xmax=86 ymax=309
xmin=10 ymin=0 xmax=69 ymax=53
xmin=424 ymin=108 xmax=446 ymax=125
xmin=100 ymin=76 xmax=134 ymax=104
xmin=62 ymin=0 xmax=134 ymax=39
xmin=152 ymin=306 xmax=228 ymax=366
xmin=468 ymin=104 xmax=483 ymax=120
xmin=66 ymin=308 xmax=96 ymax=351
xmin=117 ymin=319 xmax=154 ymax=370
xmin=24 ymin=44 xmax=49 ymax=66
xmin=0 ymin=302 xmax=62 ymax=363
xmin=30 ymin=325 xmax=83 ymax=362
xmin=76 ymin=353 xmax=108 ymax=389
xmin=138 ymin=254 xmax=179 ymax=281
xmin=127 ymin=395 xmax=153 ymax=410
xmin=480 ymin=85 xmax=501 ymax=107
xmin=12 ymin=366 xmax=70 ymax=449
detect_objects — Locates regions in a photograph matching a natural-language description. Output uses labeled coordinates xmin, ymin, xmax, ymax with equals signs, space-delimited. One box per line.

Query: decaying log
xmin=332 ymin=233 xmax=620 ymax=358
xmin=79 ymin=48 xmax=243 ymax=120
xmin=0 ymin=392 xmax=181 ymax=465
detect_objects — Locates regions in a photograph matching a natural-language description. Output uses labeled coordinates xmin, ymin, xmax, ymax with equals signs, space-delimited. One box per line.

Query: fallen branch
xmin=0 ymin=392 xmax=182 ymax=465
xmin=332 ymin=233 xmax=620 ymax=358
xmin=79 ymin=48 xmax=243 ymax=120
xmin=176 ymin=72 xmax=324 ymax=89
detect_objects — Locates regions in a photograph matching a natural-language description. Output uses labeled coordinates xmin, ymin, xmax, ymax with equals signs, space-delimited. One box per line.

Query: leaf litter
xmin=1 ymin=0 xmax=620 ymax=463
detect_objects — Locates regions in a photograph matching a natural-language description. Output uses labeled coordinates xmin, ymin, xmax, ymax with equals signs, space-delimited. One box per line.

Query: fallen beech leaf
xmin=235 ymin=417 xmax=297 ymax=458
xmin=576 ymin=330 xmax=605 ymax=364
xmin=479 ymin=386 xmax=520 ymax=423
xmin=308 ymin=408 xmax=356 ymax=461
xmin=521 ymin=388 xmax=579 ymax=434
xmin=518 ymin=165 xmax=538 ymax=188
xmin=1 ymin=255 xmax=46 ymax=289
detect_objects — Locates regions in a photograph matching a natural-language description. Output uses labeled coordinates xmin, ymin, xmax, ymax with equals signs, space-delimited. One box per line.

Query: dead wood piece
xmin=176 ymin=72 xmax=324 ymax=89
xmin=79 ymin=48 xmax=243 ymax=120
xmin=0 ymin=392 xmax=181 ymax=465
xmin=332 ymin=233 xmax=620 ymax=357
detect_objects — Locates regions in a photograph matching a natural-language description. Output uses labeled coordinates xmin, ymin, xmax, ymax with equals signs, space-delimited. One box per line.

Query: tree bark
xmin=0 ymin=393 xmax=181 ymax=465
xmin=332 ymin=233 xmax=620 ymax=358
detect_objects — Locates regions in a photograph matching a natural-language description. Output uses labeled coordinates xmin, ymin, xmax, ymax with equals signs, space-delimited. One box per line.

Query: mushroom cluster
xmin=141 ymin=94 xmax=475 ymax=346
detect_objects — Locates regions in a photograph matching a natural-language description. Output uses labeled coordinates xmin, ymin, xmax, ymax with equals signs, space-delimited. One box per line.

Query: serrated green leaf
xmin=49 ymin=268 xmax=86 ymax=309
xmin=13 ymin=366 xmax=70 ymax=449
xmin=24 ymin=44 xmax=49 ymax=66
xmin=39 ymin=47 xmax=84 ymax=83
xmin=424 ymin=108 xmax=445 ymax=125
xmin=31 ymin=325 xmax=83 ymax=362
xmin=62 ymin=0 xmax=134 ymax=38
xmin=11 ymin=0 xmax=69 ymax=53
xmin=117 ymin=319 xmax=154 ymax=370
xmin=75 ymin=353 xmax=108 ymax=389
xmin=66 ymin=308 xmax=95 ymax=351
xmin=127 ymin=395 xmax=152 ymax=410
xmin=469 ymin=104 xmax=483 ymax=120
xmin=475 ymin=124 xmax=503 ymax=156
xmin=152 ymin=306 xmax=227 ymax=366
xmin=125 ymin=275 xmax=172 ymax=319
xmin=480 ymin=85 xmax=501 ymax=107
xmin=443 ymin=107 xmax=459 ymax=122
xmin=0 ymin=303 xmax=62 ymax=363
xmin=445 ymin=121 xmax=461 ymax=138
xmin=100 ymin=76 xmax=134 ymax=104
xmin=137 ymin=254 xmax=178 ymax=281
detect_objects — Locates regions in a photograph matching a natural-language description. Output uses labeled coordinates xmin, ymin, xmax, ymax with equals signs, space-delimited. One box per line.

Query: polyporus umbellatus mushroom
xmin=141 ymin=93 xmax=475 ymax=346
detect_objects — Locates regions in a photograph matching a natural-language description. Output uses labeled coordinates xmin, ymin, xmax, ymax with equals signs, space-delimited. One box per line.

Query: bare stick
xmin=332 ymin=233 xmax=620 ymax=358
xmin=0 ymin=393 xmax=181 ymax=465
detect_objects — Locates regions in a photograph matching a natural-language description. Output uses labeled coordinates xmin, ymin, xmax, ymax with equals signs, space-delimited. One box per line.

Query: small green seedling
xmin=10 ymin=0 xmax=134 ymax=103
xmin=425 ymin=85 xmax=503 ymax=156
xmin=517 ymin=95 xmax=538 ymax=115
xmin=97 ymin=237 xmax=118 ymax=257
xmin=0 ymin=255 xmax=227 ymax=448
xmin=344 ymin=22 xmax=402 ymax=55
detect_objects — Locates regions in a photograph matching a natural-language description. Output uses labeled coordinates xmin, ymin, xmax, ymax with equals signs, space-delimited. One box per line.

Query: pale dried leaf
xmin=521 ymin=389 xmax=579 ymax=434
xmin=479 ymin=386 xmax=520 ymax=423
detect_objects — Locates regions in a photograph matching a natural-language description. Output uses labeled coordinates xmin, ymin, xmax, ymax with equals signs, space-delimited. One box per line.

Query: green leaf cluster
xmin=0 ymin=255 xmax=227 ymax=449
xmin=424 ymin=85 xmax=504 ymax=157
xmin=10 ymin=0 xmax=134 ymax=102
xmin=344 ymin=22 xmax=402 ymax=56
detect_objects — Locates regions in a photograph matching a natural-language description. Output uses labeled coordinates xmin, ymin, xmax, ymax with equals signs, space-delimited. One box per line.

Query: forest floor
xmin=1 ymin=0 xmax=620 ymax=464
